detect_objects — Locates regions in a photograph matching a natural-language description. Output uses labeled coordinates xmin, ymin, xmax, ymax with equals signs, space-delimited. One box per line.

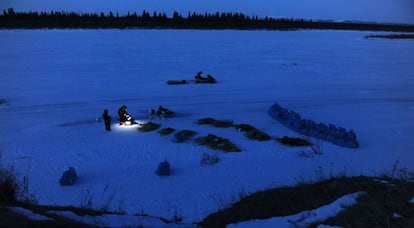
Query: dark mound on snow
xmin=196 ymin=134 xmax=241 ymax=152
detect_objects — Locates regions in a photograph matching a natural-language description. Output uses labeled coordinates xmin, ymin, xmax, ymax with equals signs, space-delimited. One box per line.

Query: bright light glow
xmin=112 ymin=120 xmax=146 ymax=131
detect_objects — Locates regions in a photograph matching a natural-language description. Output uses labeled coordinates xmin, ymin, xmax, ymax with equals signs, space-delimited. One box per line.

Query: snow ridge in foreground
xmin=228 ymin=191 xmax=365 ymax=228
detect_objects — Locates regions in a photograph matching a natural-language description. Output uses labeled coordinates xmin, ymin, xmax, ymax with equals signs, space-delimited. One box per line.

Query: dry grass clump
xmin=158 ymin=127 xmax=175 ymax=136
xmin=200 ymin=153 xmax=220 ymax=166
xmin=197 ymin=117 xmax=233 ymax=128
xmin=138 ymin=122 xmax=161 ymax=132
xmin=196 ymin=134 xmax=241 ymax=152
xmin=0 ymin=168 xmax=20 ymax=205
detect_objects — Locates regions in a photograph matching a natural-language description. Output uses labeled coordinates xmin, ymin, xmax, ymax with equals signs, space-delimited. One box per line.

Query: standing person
xmin=195 ymin=71 xmax=203 ymax=80
xmin=102 ymin=109 xmax=111 ymax=131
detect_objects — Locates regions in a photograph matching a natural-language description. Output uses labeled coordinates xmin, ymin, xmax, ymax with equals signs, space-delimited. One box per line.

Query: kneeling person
xmin=118 ymin=105 xmax=135 ymax=125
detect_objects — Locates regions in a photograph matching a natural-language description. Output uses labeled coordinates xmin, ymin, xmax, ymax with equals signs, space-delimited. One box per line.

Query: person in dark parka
xmin=118 ymin=105 xmax=133 ymax=125
xmin=102 ymin=109 xmax=111 ymax=131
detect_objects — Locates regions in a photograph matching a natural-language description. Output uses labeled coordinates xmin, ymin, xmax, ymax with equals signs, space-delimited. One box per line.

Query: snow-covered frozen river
xmin=1 ymin=29 xmax=413 ymax=223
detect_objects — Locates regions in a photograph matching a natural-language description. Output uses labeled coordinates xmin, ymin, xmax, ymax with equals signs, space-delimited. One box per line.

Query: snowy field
xmin=1 ymin=29 xmax=414 ymax=226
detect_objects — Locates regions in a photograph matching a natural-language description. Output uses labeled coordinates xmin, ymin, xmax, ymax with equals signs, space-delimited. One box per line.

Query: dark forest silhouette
xmin=1 ymin=8 xmax=414 ymax=32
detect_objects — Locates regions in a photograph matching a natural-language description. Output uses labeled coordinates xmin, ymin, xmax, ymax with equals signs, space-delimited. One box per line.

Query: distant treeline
xmin=1 ymin=8 xmax=414 ymax=32
xmin=365 ymin=33 xmax=414 ymax=39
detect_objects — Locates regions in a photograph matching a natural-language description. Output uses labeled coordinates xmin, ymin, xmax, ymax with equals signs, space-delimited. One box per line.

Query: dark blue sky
xmin=2 ymin=0 xmax=413 ymax=24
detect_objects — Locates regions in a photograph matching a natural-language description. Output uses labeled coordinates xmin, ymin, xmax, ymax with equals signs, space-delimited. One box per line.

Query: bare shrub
xmin=0 ymin=167 xmax=20 ymax=204
xmin=299 ymin=141 xmax=324 ymax=158
xmin=200 ymin=153 xmax=220 ymax=166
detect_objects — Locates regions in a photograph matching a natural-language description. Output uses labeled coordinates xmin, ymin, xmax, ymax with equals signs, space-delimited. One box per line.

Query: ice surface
xmin=0 ymin=29 xmax=413 ymax=224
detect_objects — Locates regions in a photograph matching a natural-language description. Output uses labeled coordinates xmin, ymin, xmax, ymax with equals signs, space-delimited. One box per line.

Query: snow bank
xmin=48 ymin=210 xmax=195 ymax=227
xmin=229 ymin=191 xmax=365 ymax=227
xmin=7 ymin=207 xmax=53 ymax=221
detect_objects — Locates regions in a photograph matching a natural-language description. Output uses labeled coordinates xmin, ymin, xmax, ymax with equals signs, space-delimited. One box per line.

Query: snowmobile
xmin=194 ymin=74 xmax=216 ymax=83
xmin=166 ymin=71 xmax=217 ymax=85
xmin=149 ymin=106 xmax=175 ymax=119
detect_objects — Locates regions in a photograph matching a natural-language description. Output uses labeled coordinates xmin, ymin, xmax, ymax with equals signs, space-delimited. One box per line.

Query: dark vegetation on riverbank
xmin=1 ymin=8 xmax=414 ymax=32
xmin=200 ymin=176 xmax=414 ymax=227
xmin=2 ymin=165 xmax=414 ymax=228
